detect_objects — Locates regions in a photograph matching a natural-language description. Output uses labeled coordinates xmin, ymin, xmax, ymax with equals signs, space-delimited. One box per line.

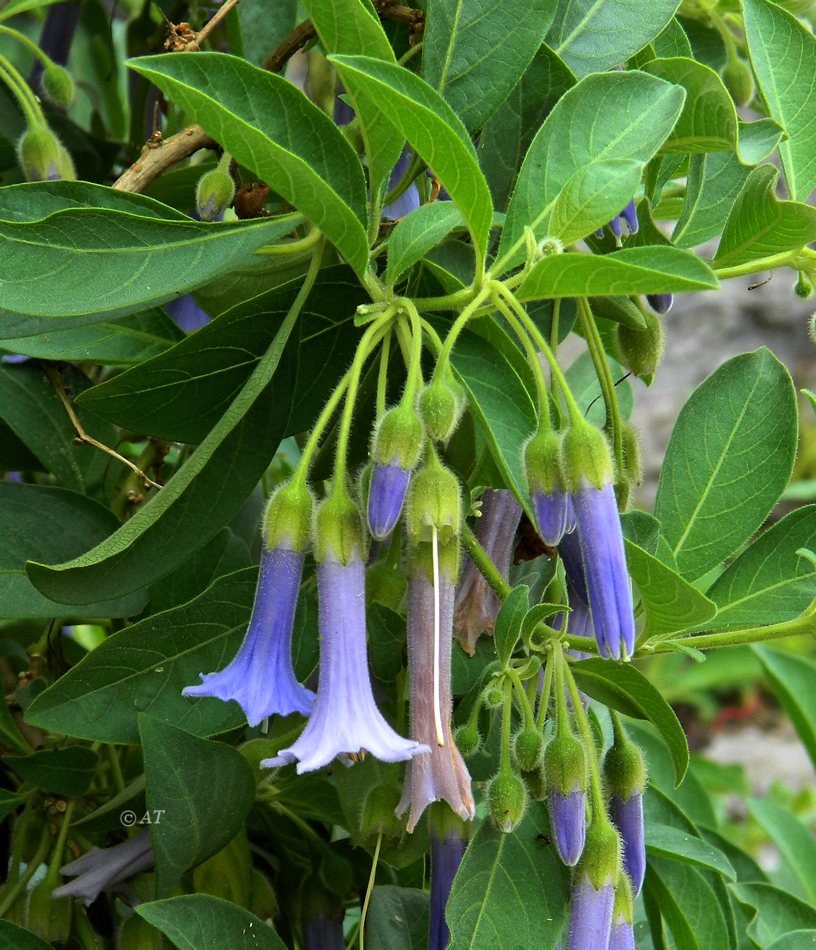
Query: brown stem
xmin=112 ymin=126 xmax=214 ymax=193
xmin=194 ymin=0 xmax=241 ymax=48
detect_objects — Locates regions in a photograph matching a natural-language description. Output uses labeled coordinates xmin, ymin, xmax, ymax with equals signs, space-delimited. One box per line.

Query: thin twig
xmin=45 ymin=365 xmax=162 ymax=491
xmin=194 ymin=0 xmax=241 ymax=48
xmin=112 ymin=125 xmax=213 ymax=193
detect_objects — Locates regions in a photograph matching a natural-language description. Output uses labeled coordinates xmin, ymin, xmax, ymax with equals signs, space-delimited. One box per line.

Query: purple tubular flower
xmin=532 ymin=487 xmax=572 ymax=546
xmin=646 ymin=293 xmax=673 ymax=314
xmin=453 ymin=489 xmax=522 ymax=655
xmin=609 ymin=920 xmax=636 ymax=950
xmin=620 ymin=200 xmax=639 ymax=235
xmin=429 ymin=829 xmax=467 ymax=950
xmin=183 ymin=547 xmax=314 ymax=726
xmin=303 ymin=909 xmax=345 ymax=950
xmin=52 ymin=830 xmax=153 ymax=906
xmin=383 ymin=147 xmax=420 ymax=220
xmin=570 ymin=482 xmax=635 ymax=660
xmin=368 ymin=463 xmax=411 ymax=540
xmin=550 ymin=789 xmax=586 ymax=866
xmin=265 ymin=556 xmax=428 ymax=773
xmin=567 ymin=878 xmax=615 ymax=950
xmin=609 ymin=792 xmax=646 ymax=895
xmin=166 ymin=294 xmax=210 ymax=332
xmin=398 ymin=564 xmax=475 ymax=831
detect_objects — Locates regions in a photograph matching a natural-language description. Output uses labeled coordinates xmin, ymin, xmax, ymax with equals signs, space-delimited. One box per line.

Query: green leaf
xmin=0 ymin=482 xmax=146 ymax=619
xmin=494 ymin=585 xmax=529 ymax=666
xmin=625 ymin=540 xmax=716 ymax=637
xmin=655 ymin=348 xmax=797 ymax=580
xmin=25 ymin=569 xmax=256 ymax=743
xmin=652 ymin=17 xmax=692 ymax=58
xmin=500 ymin=71 xmax=685 ymax=268
xmin=549 ymin=159 xmax=645 ymax=245
xmin=450 ymin=329 xmax=537 ymax=517
xmin=754 ymin=647 xmax=816 ymax=770
xmin=0 ymin=190 xmax=302 ymax=338
xmin=0 ymin=921 xmax=52 ymax=950
xmin=516 ymin=245 xmax=718 ymax=302
xmin=743 ymin=0 xmax=816 ymax=201
xmin=25 ymin=289 xmax=303 ymax=604
xmin=386 ymin=203 xmax=464 ymax=288
xmin=738 ymin=117 xmax=787 ymax=166
xmin=367 ymin=886 xmax=429 ymax=950
xmin=571 ymin=660 xmax=689 ymax=785
xmin=642 ymin=57 xmax=737 ymax=152
xmin=237 ymin=0 xmax=298 ymax=66
xmin=705 ymin=507 xmax=816 ymax=628
xmin=672 ymin=151 xmax=749 ymax=249
xmin=76 ymin=268 xmax=366 ymax=444
xmin=137 ymin=894 xmax=285 ymax=949
xmin=648 ymin=859 xmax=734 ymax=950
xmin=330 ymin=54 xmax=493 ymax=272
xmin=4 ymin=747 xmax=99 ymax=795
xmin=128 ymin=53 xmax=369 ymax=274
xmin=423 ymin=0 xmax=557 ymax=131
xmin=564 ymin=350 xmax=633 ymax=428
xmin=748 ymin=797 xmax=816 ymax=903
xmin=766 ymin=933 xmax=816 ymax=950
xmin=645 ymin=823 xmax=736 ymax=880
xmin=300 ymin=0 xmax=401 ymax=197
xmin=140 ymin=716 xmax=256 ymax=895
xmin=446 ymin=802 xmax=570 ymax=950
xmin=713 ymin=165 xmax=816 ymax=269
xmin=731 ymin=882 xmax=816 ymax=947
xmin=546 ymin=0 xmax=682 ymax=77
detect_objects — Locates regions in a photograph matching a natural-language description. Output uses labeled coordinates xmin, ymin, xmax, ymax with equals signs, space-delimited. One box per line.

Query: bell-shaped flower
xmin=567 ymin=819 xmax=621 ymax=950
xmin=429 ymin=827 xmax=467 ymax=950
xmin=453 ymin=489 xmax=522 ymax=655
xmin=52 ymin=830 xmax=153 ymax=906
xmin=398 ymin=544 xmax=475 ymax=831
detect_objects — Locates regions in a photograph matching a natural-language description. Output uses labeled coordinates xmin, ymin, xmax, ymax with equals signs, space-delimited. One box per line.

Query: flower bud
xmin=454 ymin=720 xmax=481 ymax=758
xmin=567 ymin=820 xmax=621 ymax=950
xmin=263 ymin=480 xmax=313 ymax=553
xmin=514 ymin=725 xmax=544 ymax=772
xmin=561 ymin=421 xmax=614 ymax=493
xmin=314 ymin=491 xmax=365 ymax=564
xmin=487 ymin=770 xmax=527 ymax=833
xmin=616 ymin=308 xmax=664 ymax=385
xmin=544 ymin=733 xmax=587 ymax=866
xmin=795 ymin=272 xmax=814 ymax=300
xmin=525 ymin=429 xmax=573 ymax=545
xmin=420 ymin=373 xmax=466 ymax=442
xmin=605 ymin=738 xmax=647 ymax=894
xmin=196 ymin=166 xmax=236 ymax=221
xmin=521 ymin=765 xmax=547 ymax=801
xmin=483 ymin=685 xmax=504 ymax=709
xmin=368 ymin=404 xmax=424 ymax=539
xmin=41 ymin=64 xmax=75 ymax=107
xmin=723 ymin=56 xmax=755 ymax=108
xmin=16 ymin=126 xmax=74 ymax=181
xmin=405 ymin=460 xmax=461 ymax=546
xmin=579 ymin=818 xmax=622 ymax=892
xmin=645 ymin=293 xmax=673 ymax=314
xmin=610 ymin=873 xmax=635 ymax=950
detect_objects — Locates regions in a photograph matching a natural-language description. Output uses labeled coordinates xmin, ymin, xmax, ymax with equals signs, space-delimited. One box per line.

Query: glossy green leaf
xmin=423 ymin=0 xmax=556 ymax=131
xmin=652 ymin=17 xmax=692 ymax=58
xmin=648 ymin=859 xmax=733 ymax=950
xmin=367 ymin=887 xmax=429 ymax=950
xmin=0 ymin=921 xmax=52 ymax=950
xmin=549 ymin=159 xmax=645 ymax=245
xmin=493 ymin=585 xmax=529 ymax=666
xmin=714 ymin=165 xmax=816 ymax=269
xmin=128 ymin=53 xmax=369 ymax=273
xmin=748 ymin=797 xmax=816 ymax=903
xmin=331 ymin=54 xmax=493 ymax=271
xmin=25 ymin=569 xmax=256 ymax=743
xmin=642 ymin=57 xmax=737 ymax=152
xmin=655 ymin=348 xmax=797 ymax=580
xmin=672 ymin=151 xmax=749 ymax=248
xmin=386 ymin=202 xmax=464 ymax=287
xmin=140 ymin=716 xmax=256 ymax=895
xmin=137 ymin=895 xmax=285 ymax=949
xmin=446 ymin=802 xmax=570 ymax=950
xmin=705 ymin=507 xmax=816 ymax=628
xmin=301 ymin=0 xmax=400 ymax=196
xmin=0 ymin=180 xmax=191 ymax=223
xmin=4 ymin=747 xmax=99 ymax=795
xmin=500 ymin=71 xmax=684 ymax=267
xmin=743 ymin=0 xmax=816 ymax=201
xmin=572 ymin=659 xmax=689 ymax=785
xmin=738 ymin=117 xmax=787 ymax=166
xmin=732 ymin=883 xmax=816 ymax=947
xmin=754 ymin=647 xmax=816 ymax=770
xmin=645 ymin=824 xmax=736 ymax=880
xmin=26 ymin=288 xmax=303 ymax=604
xmin=76 ymin=268 xmax=365 ymax=444
xmin=516 ymin=245 xmax=718 ymax=301
xmin=546 ymin=0 xmax=681 ymax=76
xmin=0 ymin=482 xmax=146 ymax=619
xmin=626 ymin=541 xmax=716 ymax=638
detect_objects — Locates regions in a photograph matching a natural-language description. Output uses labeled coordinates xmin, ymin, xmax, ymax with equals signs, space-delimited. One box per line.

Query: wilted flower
xmin=429 ymin=828 xmax=467 ymax=950
xmin=52 ymin=830 xmax=153 ymax=906
xmin=453 ymin=489 xmax=522 ymax=655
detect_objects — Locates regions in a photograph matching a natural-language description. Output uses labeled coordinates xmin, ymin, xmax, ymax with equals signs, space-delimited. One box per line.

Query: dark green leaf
xmin=620 ymin=510 xmax=661 ymax=556
xmin=367 ymin=886 xmax=429 ymax=950
xmin=549 ymin=159 xmax=645 ymax=245
xmin=137 ymin=894 xmax=285 ymax=949
xmin=754 ymin=647 xmax=816 ymax=770
xmin=494 ymin=585 xmax=529 ymax=666
xmin=648 ymin=858 xmax=733 ymax=950
xmin=0 ymin=921 xmax=52 ymax=950
xmin=4 ymin=747 xmax=99 ymax=795
xmin=140 ymin=716 xmax=256 ymax=895
xmin=386 ymin=203 xmax=464 ymax=288
xmin=655 ymin=348 xmax=797 ymax=580
xmin=128 ymin=53 xmax=369 ymax=273
xmin=738 ymin=117 xmax=786 ymax=166
xmin=564 ymin=350 xmax=633 ymax=428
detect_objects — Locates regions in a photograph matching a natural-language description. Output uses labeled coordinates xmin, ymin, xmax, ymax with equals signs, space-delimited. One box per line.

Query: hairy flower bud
xmin=16 ymin=126 xmax=74 ymax=182
xmin=263 ymin=480 xmax=313 ymax=553
xmin=196 ymin=166 xmax=236 ymax=221
xmin=314 ymin=491 xmax=365 ymax=565
xmin=40 ymin=64 xmax=75 ymax=107
xmin=544 ymin=733 xmax=587 ymax=865
xmin=487 ymin=770 xmax=527 ymax=833
xmin=454 ymin=720 xmax=482 ymax=758
xmin=514 ymin=725 xmax=544 ymax=772
xmin=722 ymin=56 xmax=755 ymax=108
xmin=420 ymin=374 xmax=465 ymax=442
xmin=368 ymin=404 xmax=424 ymax=540
xmin=405 ymin=460 xmax=461 ymax=546
xmin=616 ymin=309 xmax=664 ymax=384
xmin=525 ymin=429 xmax=573 ymax=545
xmin=605 ymin=735 xmax=647 ymax=894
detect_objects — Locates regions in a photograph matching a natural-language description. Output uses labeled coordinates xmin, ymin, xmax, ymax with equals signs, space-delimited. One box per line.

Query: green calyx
xmin=40 ymin=64 xmax=74 ymax=107
xmin=16 ymin=126 xmax=74 ymax=182
xmin=616 ymin=308 xmax=664 ymax=385
xmin=543 ymin=732 xmax=587 ymax=796
xmin=603 ymin=736 xmax=646 ymax=800
xmin=514 ymin=726 xmax=544 ymax=772
xmin=561 ymin=420 xmax=613 ymax=491
xmin=579 ymin=818 xmax=622 ymax=890
xmin=196 ymin=167 xmax=236 ymax=221
xmin=487 ymin=769 xmax=527 ymax=834
xmin=613 ymin=870 xmax=634 ymax=925
xmin=263 ymin=481 xmax=314 ymax=553
xmin=372 ymin=403 xmax=424 ymax=469
xmin=314 ymin=490 xmax=365 ymax=564
xmin=405 ymin=459 xmax=461 ymax=546
xmin=420 ymin=372 xmax=466 ymax=442
xmin=409 ymin=537 xmax=461 ymax=584
xmin=454 ymin=721 xmax=482 ymax=758
xmin=722 ymin=56 xmax=755 ymax=108
xmin=524 ymin=429 xmax=564 ymax=494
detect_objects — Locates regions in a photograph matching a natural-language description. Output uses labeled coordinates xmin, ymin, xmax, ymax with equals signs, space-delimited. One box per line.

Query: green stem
xmin=536 ymin=655 xmax=554 ymax=730
xmin=398 ymin=297 xmax=425 ymax=405
xmin=433 ymin=285 xmax=493 ymax=381
xmin=107 ymin=745 xmax=125 ymax=795
xmin=0 ymin=821 xmax=51 ymax=917
xmin=500 ymin=677 xmax=513 ymax=772
xmin=649 ymin=610 xmax=816 ymax=653
xmin=255 ymin=223 xmax=322 ymax=256
xmin=507 ymin=668 xmax=536 ymax=729
xmin=45 ymin=800 xmax=76 ymax=883
xmin=563 ymin=652 xmax=605 ymax=817
xmin=292 ymin=369 xmax=352 ymax=484
xmin=0 ymin=55 xmax=45 ymax=127
xmin=0 ymin=25 xmax=54 ymax=70
xmin=461 ymin=525 xmax=511 ymax=601
xmin=420 ymin=318 xmax=444 ymax=355
xmin=376 ymin=329 xmax=391 ymax=419
xmin=412 ymin=286 xmax=479 ymax=312
xmin=577 ymin=296 xmax=623 ymax=473
xmin=714 ymin=248 xmax=816 ymax=280
xmin=491 ymin=288 xmax=552 ymax=424
xmin=359 ymin=832 xmax=382 ymax=950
